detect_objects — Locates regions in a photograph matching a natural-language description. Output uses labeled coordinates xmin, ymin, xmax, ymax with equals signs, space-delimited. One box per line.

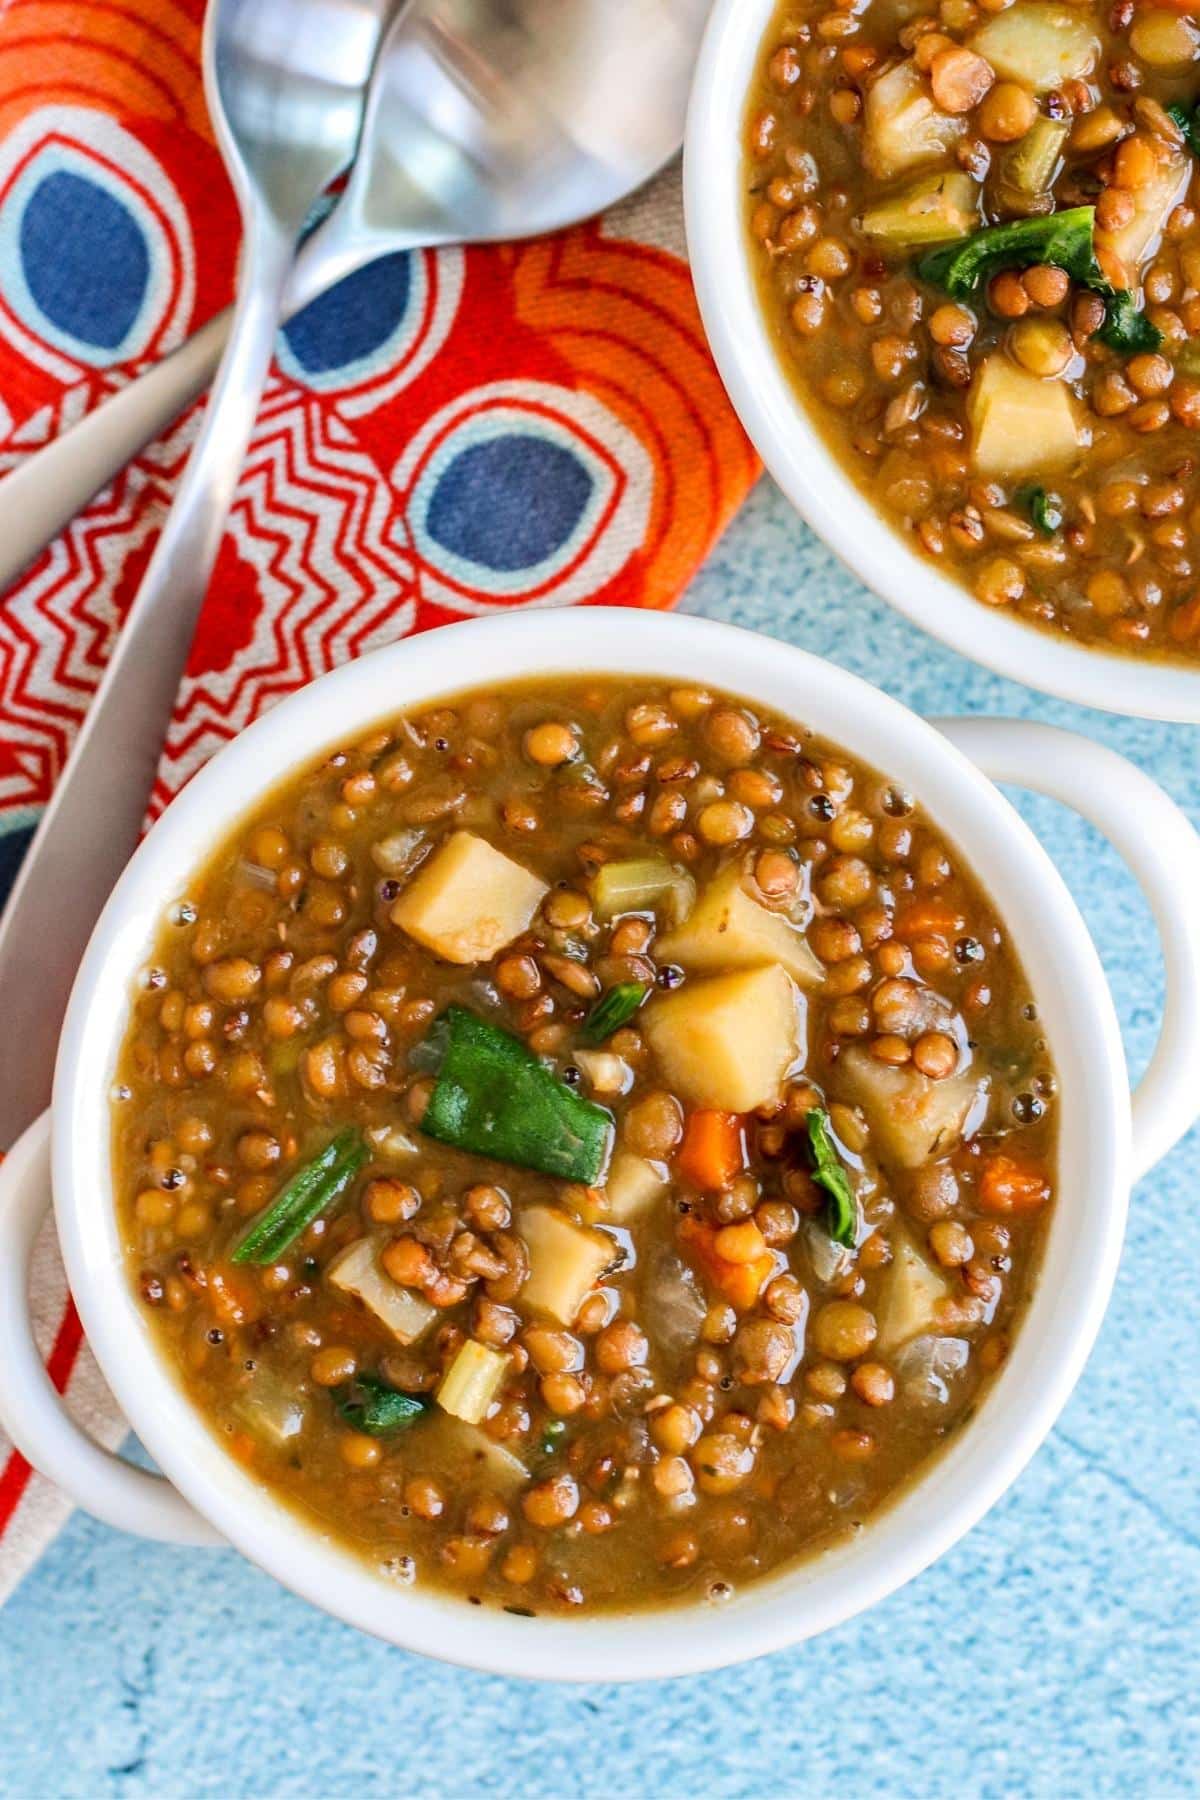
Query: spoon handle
xmin=0 ymin=218 xmax=295 ymax=1147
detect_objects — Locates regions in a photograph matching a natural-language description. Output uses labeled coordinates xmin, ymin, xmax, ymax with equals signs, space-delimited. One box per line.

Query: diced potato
xmin=859 ymin=170 xmax=980 ymax=249
xmin=970 ymin=4 xmax=1099 ymax=92
xmin=603 ymin=1151 xmax=668 ymax=1223
xmin=644 ymin=965 xmax=801 ymax=1113
xmin=967 ymin=356 xmax=1081 ymax=480
xmin=436 ymin=1339 xmax=510 ymax=1425
xmin=862 ymin=59 xmax=964 ymax=181
xmin=656 ymin=864 xmax=823 ymax=988
xmin=519 ymin=1205 xmax=617 ymax=1324
xmin=326 ymin=1238 xmax=437 ymax=1346
xmin=591 ymin=857 xmax=696 ymax=926
xmin=835 ymin=1045 xmax=985 ymax=1169
xmin=391 ymin=831 xmax=547 ymax=964
xmin=876 ymin=1230 xmax=951 ymax=1352
xmin=1130 ymin=8 xmax=1200 ymax=70
xmin=1095 ymin=147 xmax=1189 ymax=289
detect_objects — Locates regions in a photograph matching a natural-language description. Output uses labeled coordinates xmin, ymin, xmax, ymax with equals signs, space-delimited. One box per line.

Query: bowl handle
xmin=936 ymin=718 xmax=1200 ymax=1182
xmin=0 ymin=1112 xmax=222 ymax=1545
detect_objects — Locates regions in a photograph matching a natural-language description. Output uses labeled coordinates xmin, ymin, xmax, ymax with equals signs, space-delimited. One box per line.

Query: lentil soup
xmin=114 ymin=677 xmax=1056 ymax=1615
xmin=746 ymin=0 xmax=1200 ymax=661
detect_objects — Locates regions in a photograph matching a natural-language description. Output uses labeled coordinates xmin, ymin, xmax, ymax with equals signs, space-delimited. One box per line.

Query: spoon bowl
xmin=0 ymin=0 xmax=711 ymax=595
xmin=343 ymin=0 xmax=706 ymax=247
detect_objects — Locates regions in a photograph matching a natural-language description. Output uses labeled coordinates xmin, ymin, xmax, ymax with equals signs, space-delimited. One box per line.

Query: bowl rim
xmin=682 ymin=0 xmax=1200 ymax=724
xmin=52 ymin=609 xmax=1129 ymax=1680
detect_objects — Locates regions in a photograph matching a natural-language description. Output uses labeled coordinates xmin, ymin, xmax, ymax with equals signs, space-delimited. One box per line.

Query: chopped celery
xmin=437 ymin=1340 xmax=510 ymax=1425
xmin=590 ymin=857 xmax=695 ymax=925
xmin=859 ymin=171 xmax=979 ymax=249
xmin=536 ymin=1419 xmax=568 ymax=1462
xmin=991 ymin=116 xmax=1069 ymax=215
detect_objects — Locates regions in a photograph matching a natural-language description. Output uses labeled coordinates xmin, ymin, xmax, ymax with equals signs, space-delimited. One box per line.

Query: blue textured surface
xmin=2 ymin=478 xmax=1198 ymax=1799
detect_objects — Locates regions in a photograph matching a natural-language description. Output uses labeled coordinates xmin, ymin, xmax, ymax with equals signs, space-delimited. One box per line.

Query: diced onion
xmin=803 ymin=1218 xmax=855 ymax=1287
xmin=895 ymin=1335 xmax=970 ymax=1407
xmin=370 ymin=829 xmax=426 ymax=876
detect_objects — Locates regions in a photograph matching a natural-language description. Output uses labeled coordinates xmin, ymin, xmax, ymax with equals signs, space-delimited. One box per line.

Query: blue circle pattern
xmin=18 ymin=169 xmax=148 ymax=352
xmin=282 ymin=252 xmax=412 ymax=375
xmin=425 ymin=434 xmax=594 ymax=574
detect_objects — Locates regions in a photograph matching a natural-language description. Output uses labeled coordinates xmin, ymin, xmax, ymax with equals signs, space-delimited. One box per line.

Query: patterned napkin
xmin=0 ymin=0 xmax=758 ymax=1596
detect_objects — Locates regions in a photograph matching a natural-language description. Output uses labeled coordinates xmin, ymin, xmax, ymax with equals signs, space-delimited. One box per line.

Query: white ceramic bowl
xmin=2 ymin=609 xmax=1199 ymax=1681
xmin=684 ymin=0 xmax=1200 ymax=723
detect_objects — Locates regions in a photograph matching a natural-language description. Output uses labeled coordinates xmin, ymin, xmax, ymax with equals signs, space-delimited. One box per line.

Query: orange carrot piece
xmin=206 ymin=1264 xmax=263 ymax=1327
xmin=677 ymin=1110 xmax=746 ymax=1191
xmin=679 ymin=1215 xmax=775 ymax=1310
xmin=978 ymin=1153 xmax=1051 ymax=1215
xmin=893 ymin=898 xmax=967 ymax=944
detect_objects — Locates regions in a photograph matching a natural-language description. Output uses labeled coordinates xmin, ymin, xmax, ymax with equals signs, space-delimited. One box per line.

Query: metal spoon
xmin=0 ymin=0 xmax=390 ymax=1145
xmin=0 ymin=0 xmax=707 ymax=595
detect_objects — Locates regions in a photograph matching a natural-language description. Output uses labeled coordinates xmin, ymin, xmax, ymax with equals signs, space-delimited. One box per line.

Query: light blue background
xmin=2 ymin=479 xmax=1197 ymax=1799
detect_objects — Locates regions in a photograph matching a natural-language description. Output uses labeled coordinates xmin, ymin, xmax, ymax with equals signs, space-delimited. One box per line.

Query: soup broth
xmin=115 ymin=676 xmax=1056 ymax=1614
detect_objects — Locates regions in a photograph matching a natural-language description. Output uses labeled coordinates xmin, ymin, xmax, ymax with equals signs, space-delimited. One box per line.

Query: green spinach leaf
xmin=1095 ymin=289 xmax=1164 ymax=355
xmin=804 ymin=1109 xmax=857 ymax=1249
xmin=917 ymin=206 xmax=1107 ymax=298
